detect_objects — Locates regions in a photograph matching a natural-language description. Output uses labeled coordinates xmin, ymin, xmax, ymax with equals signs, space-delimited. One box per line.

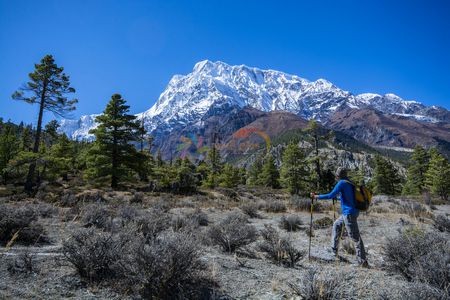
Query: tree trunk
xmin=24 ymin=86 xmax=46 ymax=193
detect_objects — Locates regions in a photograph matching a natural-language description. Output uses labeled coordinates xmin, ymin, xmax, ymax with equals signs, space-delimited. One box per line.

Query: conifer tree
xmin=47 ymin=134 xmax=73 ymax=181
xmin=280 ymin=143 xmax=308 ymax=194
xmin=85 ymin=94 xmax=144 ymax=188
xmin=402 ymin=145 xmax=430 ymax=195
xmin=43 ymin=120 xmax=60 ymax=148
xmin=219 ymin=163 xmax=241 ymax=188
xmin=425 ymin=148 xmax=450 ymax=201
xmin=373 ymin=155 xmax=402 ymax=195
xmin=175 ymin=157 xmax=198 ymax=193
xmin=0 ymin=123 xmax=20 ymax=183
xmin=12 ymin=55 xmax=77 ymax=192
xmin=304 ymin=120 xmax=333 ymax=189
xmin=260 ymin=153 xmax=280 ymax=188
xmin=204 ymin=145 xmax=223 ymax=188
xmin=20 ymin=126 xmax=33 ymax=151
xmin=247 ymin=154 xmax=264 ymax=186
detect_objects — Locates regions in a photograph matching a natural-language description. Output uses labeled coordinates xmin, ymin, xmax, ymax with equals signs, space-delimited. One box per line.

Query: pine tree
xmin=260 ymin=154 xmax=280 ymax=188
xmin=247 ymin=154 xmax=264 ymax=186
xmin=402 ymin=146 xmax=430 ymax=195
xmin=280 ymin=143 xmax=308 ymax=194
xmin=85 ymin=94 xmax=144 ymax=188
xmin=219 ymin=163 xmax=241 ymax=188
xmin=425 ymin=148 xmax=450 ymax=201
xmin=304 ymin=120 xmax=333 ymax=189
xmin=204 ymin=145 xmax=223 ymax=188
xmin=175 ymin=157 xmax=198 ymax=193
xmin=0 ymin=123 xmax=20 ymax=183
xmin=47 ymin=134 xmax=73 ymax=181
xmin=20 ymin=126 xmax=33 ymax=151
xmin=373 ymin=155 xmax=402 ymax=195
xmin=43 ymin=120 xmax=60 ymax=148
xmin=12 ymin=55 xmax=77 ymax=192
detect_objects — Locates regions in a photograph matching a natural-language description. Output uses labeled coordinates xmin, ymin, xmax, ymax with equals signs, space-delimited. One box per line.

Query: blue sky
xmin=1 ymin=0 xmax=449 ymax=125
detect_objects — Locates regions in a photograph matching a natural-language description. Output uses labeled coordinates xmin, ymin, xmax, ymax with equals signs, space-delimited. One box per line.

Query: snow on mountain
xmin=59 ymin=114 xmax=99 ymax=140
xmin=59 ymin=60 xmax=447 ymax=140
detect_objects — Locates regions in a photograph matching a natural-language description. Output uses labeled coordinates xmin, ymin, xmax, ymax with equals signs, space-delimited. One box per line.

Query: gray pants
xmin=332 ymin=214 xmax=367 ymax=263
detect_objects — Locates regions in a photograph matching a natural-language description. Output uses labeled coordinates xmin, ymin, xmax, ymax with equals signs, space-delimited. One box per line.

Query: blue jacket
xmin=318 ymin=178 xmax=359 ymax=216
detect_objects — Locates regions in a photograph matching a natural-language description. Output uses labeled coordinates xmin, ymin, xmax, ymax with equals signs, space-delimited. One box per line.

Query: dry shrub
xmin=376 ymin=282 xmax=448 ymax=300
xmin=33 ymin=202 xmax=58 ymax=218
xmin=259 ymin=225 xmax=304 ymax=267
xmin=135 ymin=210 xmax=171 ymax=242
xmin=290 ymin=195 xmax=321 ymax=212
xmin=396 ymin=201 xmax=433 ymax=219
xmin=119 ymin=232 xmax=217 ymax=299
xmin=130 ymin=191 xmax=144 ymax=204
xmin=434 ymin=215 xmax=450 ymax=233
xmin=289 ymin=267 xmax=357 ymax=299
xmin=279 ymin=214 xmax=303 ymax=232
xmin=63 ymin=227 xmax=217 ymax=298
xmin=0 ymin=205 xmax=48 ymax=245
xmin=313 ymin=216 xmax=333 ymax=229
xmin=117 ymin=205 xmax=140 ymax=225
xmin=383 ymin=227 xmax=449 ymax=294
xmin=7 ymin=251 xmax=36 ymax=275
xmin=264 ymin=200 xmax=287 ymax=213
xmin=81 ymin=203 xmax=114 ymax=230
xmin=60 ymin=191 xmax=77 ymax=207
xmin=240 ymin=202 xmax=260 ymax=218
xmin=62 ymin=228 xmax=128 ymax=282
xmin=186 ymin=209 xmax=209 ymax=226
xmin=208 ymin=211 xmax=257 ymax=253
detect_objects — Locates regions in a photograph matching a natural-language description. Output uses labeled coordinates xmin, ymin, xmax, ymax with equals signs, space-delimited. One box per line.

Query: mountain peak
xmin=59 ymin=60 xmax=449 ymax=141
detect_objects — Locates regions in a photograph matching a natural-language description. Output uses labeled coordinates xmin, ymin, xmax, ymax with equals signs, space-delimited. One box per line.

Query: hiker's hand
xmin=310 ymin=192 xmax=318 ymax=199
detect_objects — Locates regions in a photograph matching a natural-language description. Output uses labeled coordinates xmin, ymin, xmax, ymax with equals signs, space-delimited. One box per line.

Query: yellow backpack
xmin=343 ymin=180 xmax=372 ymax=211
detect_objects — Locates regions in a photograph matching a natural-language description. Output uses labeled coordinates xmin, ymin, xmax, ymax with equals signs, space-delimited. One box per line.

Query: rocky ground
xmin=0 ymin=185 xmax=449 ymax=299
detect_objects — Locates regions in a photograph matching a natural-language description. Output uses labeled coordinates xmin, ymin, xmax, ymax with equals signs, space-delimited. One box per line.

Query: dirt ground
xmin=0 ymin=186 xmax=448 ymax=299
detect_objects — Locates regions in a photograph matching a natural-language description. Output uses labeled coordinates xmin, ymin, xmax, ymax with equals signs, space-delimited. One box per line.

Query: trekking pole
xmin=308 ymin=194 xmax=314 ymax=261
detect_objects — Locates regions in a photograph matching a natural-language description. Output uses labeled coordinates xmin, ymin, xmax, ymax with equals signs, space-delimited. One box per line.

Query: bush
xmin=0 ymin=205 xmax=48 ymax=245
xmin=81 ymin=203 xmax=114 ymax=230
xmin=259 ymin=225 xmax=304 ymax=267
xmin=264 ymin=200 xmax=287 ymax=213
xmin=33 ymin=203 xmax=58 ymax=218
xmin=135 ymin=210 xmax=171 ymax=242
xmin=60 ymin=191 xmax=77 ymax=206
xmin=117 ymin=205 xmax=140 ymax=225
xmin=434 ymin=215 xmax=450 ymax=233
xmin=313 ymin=216 xmax=333 ymax=229
xmin=279 ymin=214 xmax=303 ymax=232
xmin=119 ymin=232 xmax=216 ymax=299
xmin=187 ymin=209 xmax=209 ymax=226
xmin=376 ymin=282 xmax=448 ymax=300
xmin=62 ymin=228 xmax=128 ymax=282
xmin=208 ymin=212 xmax=257 ymax=253
xmin=396 ymin=201 xmax=432 ymax=219
xmin=7 ymin=251 xmax=35 ymax=275
xmin=240 ymin=202 xmax=260 ymax=218
xmin=383 ymin=228 xmax=449 ymax=293
xmin=130 ymin=191 xmax=144 ymax=204
xmin=290 ymin=195 xmax=321 ymax=212
xmin=289 ymin=267 xmax=357 ymax=299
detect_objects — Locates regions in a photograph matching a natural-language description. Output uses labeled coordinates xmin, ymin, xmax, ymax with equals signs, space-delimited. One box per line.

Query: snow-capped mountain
xmin=59 ymin=60 xmax=449 ymax=141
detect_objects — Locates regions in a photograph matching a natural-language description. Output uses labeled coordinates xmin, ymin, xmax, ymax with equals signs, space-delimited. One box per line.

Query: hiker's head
xmin=335 ymin=167 xmax=348 ymax=179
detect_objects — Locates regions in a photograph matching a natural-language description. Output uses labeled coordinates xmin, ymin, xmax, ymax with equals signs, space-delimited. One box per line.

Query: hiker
xmin=310 ymin=167 xmax=369 ymax=267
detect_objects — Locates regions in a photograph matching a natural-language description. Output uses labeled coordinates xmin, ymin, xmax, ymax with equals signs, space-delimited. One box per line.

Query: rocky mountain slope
xmin=58 ymin=60 xmax=450 ymax=156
